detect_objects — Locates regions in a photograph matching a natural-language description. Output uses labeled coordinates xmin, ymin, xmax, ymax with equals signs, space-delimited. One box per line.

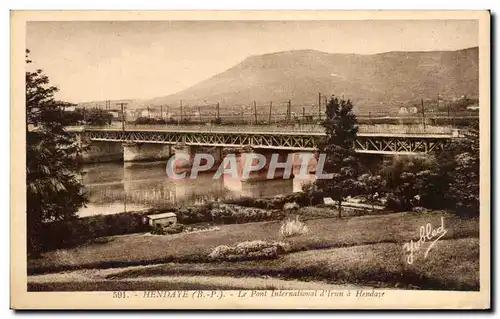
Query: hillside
xmin=78 ymin=47 xmax=478 ymax=114
xmin=145 ymin=47 xmax=479 ymax=114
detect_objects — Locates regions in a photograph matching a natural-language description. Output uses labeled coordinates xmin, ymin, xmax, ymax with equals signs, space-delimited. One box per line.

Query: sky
xmin=26 ymin=20 xmax=479 ymax=103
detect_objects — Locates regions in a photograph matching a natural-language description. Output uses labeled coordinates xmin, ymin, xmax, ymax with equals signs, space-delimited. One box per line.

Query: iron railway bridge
xmin=83 ymin=127 xmax=454 ymax=155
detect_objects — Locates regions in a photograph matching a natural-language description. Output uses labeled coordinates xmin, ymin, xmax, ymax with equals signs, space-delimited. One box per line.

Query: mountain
xmin=143 ymin=47 xmax=479 ymax=114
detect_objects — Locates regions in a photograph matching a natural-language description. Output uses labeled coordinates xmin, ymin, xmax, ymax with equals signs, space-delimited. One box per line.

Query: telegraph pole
xmin=268 ymin=101 xmax=272 ymax=124
xmin=318 ymin=93 xmax=321 ymax=121
xmin=216 ymin=102 xmax=220 ymax=119
xmin=288 ymin=99 xmax=292 ymax=122
xmin=302 ymin=107 xmax=305 ymax=122
xmin=160 ymin=105 xmax=163 ymax=119
xmin=421 ymin=99 xmax=426 ymax=130
xmin=198 ymin=106 xmax=202 ymax=123
xmin=180 ymin=100 xmax=183 ymax=123
xmin=254 ymin=101 xmax=258 ymax=125
xmin=117 ymin=102 xmax=128 ymax=132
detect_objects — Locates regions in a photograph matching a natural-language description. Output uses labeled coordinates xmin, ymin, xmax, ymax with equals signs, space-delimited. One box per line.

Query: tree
xmin=436 ymin=120 xmax=480 ymax=216
xmin=26 ymin=49 xmax=87 ymax=255
xmin=358 ymin=173 xmax=386 ymax=211
xmin=83 ymin=108 xmax=113 ymax=126
xmin=315 ymin=95 xmax=361 ymax=217
xmin=381 ymin=156 xmax=436 ymax=211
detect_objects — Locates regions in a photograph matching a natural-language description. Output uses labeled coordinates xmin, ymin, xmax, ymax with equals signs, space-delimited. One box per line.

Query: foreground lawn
xmin=29 ymin=211 xmax=479 ymax=275
xmin=108 ymin=237 xmax=478 ymax=291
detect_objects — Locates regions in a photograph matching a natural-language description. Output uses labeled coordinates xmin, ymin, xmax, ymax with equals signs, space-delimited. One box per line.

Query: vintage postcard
xmin=11 ymin=10 xmax=490 ymax=309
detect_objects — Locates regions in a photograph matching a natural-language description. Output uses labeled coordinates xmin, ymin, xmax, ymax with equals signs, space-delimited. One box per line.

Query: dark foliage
xmin=315 ymin=95 xmax=362 ymax=217
xmin=26 ymin=50 xmax=88 ymax=255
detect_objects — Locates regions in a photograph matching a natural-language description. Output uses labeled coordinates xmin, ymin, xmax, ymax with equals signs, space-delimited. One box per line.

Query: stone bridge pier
xmin=123 ymin=142 xmax=172 ymax=162
xmin=228 ymin=148 xmax=318 ymax=182
xmin=76 ymin=133 xmax=123 ymax=163
xmin=169 ymin=144 xmax=224 ymax=175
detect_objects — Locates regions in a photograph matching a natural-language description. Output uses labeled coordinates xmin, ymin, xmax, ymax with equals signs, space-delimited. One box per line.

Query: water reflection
xmin=80 ymin=161 xmax=312 ymax=217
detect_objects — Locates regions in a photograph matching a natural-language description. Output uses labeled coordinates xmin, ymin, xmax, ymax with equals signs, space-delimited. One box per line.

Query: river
xmin=79 ymin=161 xmax=313 ymax=217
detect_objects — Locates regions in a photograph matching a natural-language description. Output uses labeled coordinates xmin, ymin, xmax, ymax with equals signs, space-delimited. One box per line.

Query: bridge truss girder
xmin=86 ymin=130 xmax=451 ymax=155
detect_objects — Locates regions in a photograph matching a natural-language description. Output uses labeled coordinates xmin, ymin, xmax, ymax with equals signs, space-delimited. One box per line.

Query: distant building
xmin=64 ymin=105 xmax=77 ymax=112
xmin=398 ymin=106 xmax=418 ymax=115
xmin=467 ymin=105 xmax=480 ymax=111
xmin=109 ymin=111 xmax=120 ymax=119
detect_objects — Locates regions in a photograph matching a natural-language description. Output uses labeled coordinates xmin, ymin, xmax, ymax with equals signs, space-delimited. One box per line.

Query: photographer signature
xmin=403 ymin=217 xmax=447 ymax=264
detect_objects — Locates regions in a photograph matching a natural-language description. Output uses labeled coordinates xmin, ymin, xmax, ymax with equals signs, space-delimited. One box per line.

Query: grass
xmin=28 ymin=211 xmax=479 ymax=276
xmin=107 ymin=237 xmax=479 ymax=291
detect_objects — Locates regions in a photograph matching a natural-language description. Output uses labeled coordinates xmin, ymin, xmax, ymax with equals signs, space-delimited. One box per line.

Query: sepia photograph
xmin=10 ymin=10 xmax=490 ymax=309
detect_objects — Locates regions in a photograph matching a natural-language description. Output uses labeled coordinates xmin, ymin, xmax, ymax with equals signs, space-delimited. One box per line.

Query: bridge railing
xmin=82 ymin=123 xmax=455 ymax=136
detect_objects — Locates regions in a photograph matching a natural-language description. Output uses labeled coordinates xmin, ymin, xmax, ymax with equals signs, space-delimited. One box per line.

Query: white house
xmin=398 ymin=106 xmax=418 ymax=115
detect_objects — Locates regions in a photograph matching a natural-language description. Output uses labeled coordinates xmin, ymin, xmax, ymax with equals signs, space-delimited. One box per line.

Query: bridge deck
xmin=81 ymin=127 xmax=454 ymax=139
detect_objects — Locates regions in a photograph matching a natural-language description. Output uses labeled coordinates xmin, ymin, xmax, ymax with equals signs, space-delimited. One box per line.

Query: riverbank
xmin=28 ymin=210 xmax=479 ymax=290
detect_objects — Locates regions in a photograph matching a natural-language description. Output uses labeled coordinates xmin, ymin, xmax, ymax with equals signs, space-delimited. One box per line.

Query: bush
xmin=39 ymin=212 xmax=151 ymax=251
xmin=176 ymin=204 xmax=214 ymax=224
xmin=208 ymin=240 xmax=291 ymax=261
xmin=210 ymin=203 xmax=285 ymax=224
xmin=280 ymin=216 xmax=309 ymax=237
xmin=163 ymin=224 xmax=186 ymax=235
xmin=283 ymin=202 xmax=299 ymax=211
xmin=412 ymin=206 xmax=429 ymax=213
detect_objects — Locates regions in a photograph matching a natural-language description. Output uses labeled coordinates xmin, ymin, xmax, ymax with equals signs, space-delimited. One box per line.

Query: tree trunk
xmin=338 ymin=200 xmax=342 ymax=218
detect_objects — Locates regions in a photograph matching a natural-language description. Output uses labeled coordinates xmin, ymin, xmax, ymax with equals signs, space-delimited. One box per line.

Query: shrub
xmin=151 ymin=224 xmax=167 ymax=235
xmin=208 ymin=240 xmax=291 ymax=261
xmin=283 ymin=202 xmax=299 ymax=211
xmin=176 ymin=204 xmax=213 ymax=224
xmin=210 ymin=203 xmax=285 ymax=224
xmin=38 ymin=211 xmax=151 ymax=251
xmin=280 ymin=216 xmax=309 ymax=237
xmin=412 ymin=206 xmax=429 ymax=213
xmin=163 ymin=224 xmax=185 ymax=235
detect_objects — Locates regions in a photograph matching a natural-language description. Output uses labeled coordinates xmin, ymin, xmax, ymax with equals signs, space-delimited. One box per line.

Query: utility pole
xmin=268 ymin=101 xmax=272 ymax=124
xmin=302 ymin=107 xmax=305 ymax=122
xmin=447 ymin=102 xmax=451 ymax=127
xmin=318 ymin=93 xmax=321 ymax=121
xmin=421 ymin=99 xmax=426 ymax=130
xmin=160 ymin=105 xmax=163 ymax=119
xmin=216 ymin=102 xmax=220 ymax=119
xmin=198 ymin=106 xmax=202 ymax=123
xmin=180 ymin=100 xmax=183 ymax=123
xmin=117 ymin=102 xmax=128 ymax=132
xmin=147 ymin=106 xmax=150 ymax=118
xmin=254 ymin=101 xmax=258 ymax=125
